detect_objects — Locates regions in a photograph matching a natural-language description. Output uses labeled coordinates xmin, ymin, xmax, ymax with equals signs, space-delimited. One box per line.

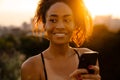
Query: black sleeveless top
xmin=41 ymin=49 xmax=80 ymax=80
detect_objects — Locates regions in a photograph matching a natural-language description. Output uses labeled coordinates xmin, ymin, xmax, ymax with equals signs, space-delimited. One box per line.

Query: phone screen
xmin=78 ymin=52 xmax=98 ymax=74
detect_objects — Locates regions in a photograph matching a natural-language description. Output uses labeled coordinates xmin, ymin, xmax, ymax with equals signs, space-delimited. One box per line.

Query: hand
xmin=67 ymin=65 xmax=101 ymax=80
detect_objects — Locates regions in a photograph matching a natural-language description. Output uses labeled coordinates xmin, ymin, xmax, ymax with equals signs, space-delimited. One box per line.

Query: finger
xmin=88 ymin=65 xmax=100 ymax=74
xmin=81 ymin=74 xmax=101 ymax=80
xmin=69 ymin=69 xmax=88 ymax=78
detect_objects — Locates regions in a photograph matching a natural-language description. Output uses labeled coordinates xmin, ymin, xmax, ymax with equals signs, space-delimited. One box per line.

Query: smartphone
xmin=78 ymin=52 xmax=98 ymax=74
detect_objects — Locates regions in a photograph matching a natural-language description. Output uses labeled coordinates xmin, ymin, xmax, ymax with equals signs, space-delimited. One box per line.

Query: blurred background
xmin=0 ymin=0 xmax=120 ymax=80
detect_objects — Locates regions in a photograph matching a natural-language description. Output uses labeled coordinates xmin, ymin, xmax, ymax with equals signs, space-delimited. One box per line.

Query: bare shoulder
xmin=21 ymin=54 xmax=42 ymax=80
xmin=73 ymin=47 xmax=98 ymax=54
xmin=21 ymin=54 xmax=41 ymax=69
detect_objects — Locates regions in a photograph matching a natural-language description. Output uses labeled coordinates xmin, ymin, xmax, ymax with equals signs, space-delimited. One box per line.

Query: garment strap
xmin=40 ymin=49 xmax=80 ymax=80
xmin=73 ymin=49 xmax=80 ymax=59
xmin=41 ymin=53 xmax=48 ymax=80
xmin=73 ymin=49 xmax=81 ymax=69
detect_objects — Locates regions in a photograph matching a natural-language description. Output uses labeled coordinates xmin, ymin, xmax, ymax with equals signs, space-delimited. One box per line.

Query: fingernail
xmin=88 ymin=65 xmax=93 ymax=69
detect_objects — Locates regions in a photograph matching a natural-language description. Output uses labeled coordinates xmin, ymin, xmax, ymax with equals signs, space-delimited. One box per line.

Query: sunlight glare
xmin=84 ymin=0 xmax=120 ymax=18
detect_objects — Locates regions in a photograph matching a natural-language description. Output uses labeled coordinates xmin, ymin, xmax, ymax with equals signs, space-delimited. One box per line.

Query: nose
xmin=56 ymin=20 xmax=65 ymax=29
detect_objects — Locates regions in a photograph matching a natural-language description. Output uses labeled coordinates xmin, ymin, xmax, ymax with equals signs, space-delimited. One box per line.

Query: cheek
xmin=45 ymin=24 xmax=56 ymax=39
xmin=68 ymin=23 xmax=75 ymax=32
xmin=45 ymin=23 xmax=54 ymax=32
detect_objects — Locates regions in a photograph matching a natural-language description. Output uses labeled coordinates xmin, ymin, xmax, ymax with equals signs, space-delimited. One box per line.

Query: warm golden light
xmin=0 ymin=0 xmax=38 ymax=26
xmin=84 ymin=0 xmax=120 ymax=18
xmin=0 ymin=0 xmax=120 ymax=26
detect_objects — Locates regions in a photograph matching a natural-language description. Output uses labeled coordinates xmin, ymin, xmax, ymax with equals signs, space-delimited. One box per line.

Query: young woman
xmin=21 ymin=0 xmax=101 ymax=80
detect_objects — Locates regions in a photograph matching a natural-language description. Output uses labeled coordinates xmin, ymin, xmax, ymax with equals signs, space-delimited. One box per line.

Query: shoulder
xmin=21 ymin=54 xmax=40 ymax=69
xmin=73 ymin=47 xmax=98 ymax=54
xmin=21 ymin=54 xmax=43 ymax=80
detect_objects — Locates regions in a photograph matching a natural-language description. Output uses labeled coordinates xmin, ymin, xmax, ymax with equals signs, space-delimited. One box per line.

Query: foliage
xmin=0 ymin=34 xmax=19 ymax=52
xmin=0 ymin=25 xmax=120 ymax=80
xmin=0 ymin=51 xmax=25 ymax=80
xmin=19 ymin=36 xmax=49 ymax=58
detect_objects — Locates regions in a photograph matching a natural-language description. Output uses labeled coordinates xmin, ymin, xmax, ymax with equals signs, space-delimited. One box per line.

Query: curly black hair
xmin=33 ymin=0 xmax=93 ymax=47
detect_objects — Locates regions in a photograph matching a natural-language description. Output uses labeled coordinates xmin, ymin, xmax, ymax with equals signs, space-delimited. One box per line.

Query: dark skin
xmin=21 ymin=48 xmax=100 ymax=80
xmin=21 ymin=2 xmax=100 ymax=80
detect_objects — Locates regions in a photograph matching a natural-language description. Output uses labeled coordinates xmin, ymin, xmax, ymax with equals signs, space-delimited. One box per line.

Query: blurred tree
xmin=0 ymin=51 xmax=25 ymax=80
xmin=0 ymin=34 xmax=19 ymax=55
xmin=19 ymin=36 xmax=49 ymax=58
xmin=0 ymin=25 xmax=120 ymax=80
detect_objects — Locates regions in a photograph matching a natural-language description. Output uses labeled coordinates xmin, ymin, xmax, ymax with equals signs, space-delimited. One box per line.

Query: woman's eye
xmin=64 ymin=19 xmax=71 ymax=23
xmin=49 ymin=19 xmax=57 ymax=23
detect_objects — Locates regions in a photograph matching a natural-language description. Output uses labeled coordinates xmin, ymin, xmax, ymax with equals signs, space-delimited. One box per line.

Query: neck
xmin=46 ymin=43 xmax=73 ymax=58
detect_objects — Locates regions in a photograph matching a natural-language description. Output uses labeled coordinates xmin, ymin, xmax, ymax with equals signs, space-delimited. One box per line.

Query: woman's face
xmin=45 ymin=2 xmax=75 ymax=45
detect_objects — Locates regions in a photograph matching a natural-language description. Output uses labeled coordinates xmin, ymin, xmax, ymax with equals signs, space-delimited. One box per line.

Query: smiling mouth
xmin=53 ymin=33 xmax=66 ymax=37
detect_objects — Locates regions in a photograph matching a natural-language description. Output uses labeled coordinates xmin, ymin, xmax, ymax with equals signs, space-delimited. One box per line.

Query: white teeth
xmin=54 ymin=33 xmax=65 ymax=37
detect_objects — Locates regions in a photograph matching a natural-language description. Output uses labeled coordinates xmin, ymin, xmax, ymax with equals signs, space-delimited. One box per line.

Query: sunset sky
xmin=0 ymin=0 xmax=120 ymax=26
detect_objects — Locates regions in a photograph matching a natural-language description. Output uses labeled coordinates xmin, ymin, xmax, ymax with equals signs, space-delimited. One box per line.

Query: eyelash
xmin=49 ymin=18 xmax=72 ymax=23
xmin=49 ymin=19 xmax=57 ymax=23
xmin=64 ymin=19 xmax=71 ymax=23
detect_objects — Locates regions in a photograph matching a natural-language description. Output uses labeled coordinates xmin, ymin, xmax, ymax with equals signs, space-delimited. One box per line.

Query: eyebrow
xmin=49 ymin=14 xmax=58 ymax=17
xmin=48 ymin=14 xmax=72 ymax=17
xmin=64 ymin=15 xmax=72 ymax=17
